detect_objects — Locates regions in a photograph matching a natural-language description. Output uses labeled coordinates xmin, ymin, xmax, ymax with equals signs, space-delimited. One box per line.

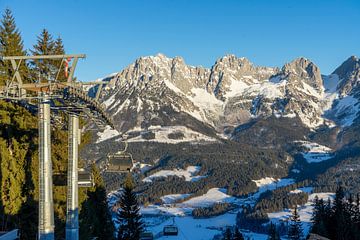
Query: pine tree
xmin=30 ymin=29 xmax=57 ymax=81
xmin=53 ymin=36 xmax=67 ymax=82
xmin=267 ymin=222 xmax=280 ymax=240
xmin=223 ymin=227 xmax=233 ymax=240
xmin=332 ymin=186 xmax=352 ymax=240
xmin=0 ymin=8 xmax=29 ymax=85
xmin=311 ymin=196 xmax=328 ymax=237
xmin=318 ymin=200 xmax=327 ymax=236
xmin=116 ymin=173 xmax=143 ymax=240
xmin=288 ymin=206 xmax=303 ymax=240
xmin=79 ymin=164 xmax=115 ymax=240
xmin=233 ymin=226 xmax=244 ymax=240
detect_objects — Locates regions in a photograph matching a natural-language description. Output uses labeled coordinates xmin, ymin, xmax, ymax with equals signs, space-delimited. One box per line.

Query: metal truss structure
xmin=0 ymin=54 xmax=114 ymax=240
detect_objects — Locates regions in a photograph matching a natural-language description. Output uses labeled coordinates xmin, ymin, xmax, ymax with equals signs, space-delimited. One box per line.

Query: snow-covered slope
xmin=95 ymin=56 xmax=346 ymax=132
xmin=296 ymin=141 xmax=334 ymax=163
xmin=142 ymin=166 xmax=205 ymax=183
xmin=267 ymin=192 xmax=334 ymax=237
xmin=87 ymin=54 xmax=360 ymax=151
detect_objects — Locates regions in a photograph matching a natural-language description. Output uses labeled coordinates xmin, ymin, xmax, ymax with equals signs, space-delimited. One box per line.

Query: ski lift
xmin=106 ymin=141 xmax=134 ymax=173
xmin=163 ymin=218 xmax=178 ymax=236
xmin=78 ymin=168 xmax=94 ymax=187
xmin=53 ymin=169 xmax=93 ymax=187
xmin=140 ymin=232 xmax=154 ymax=240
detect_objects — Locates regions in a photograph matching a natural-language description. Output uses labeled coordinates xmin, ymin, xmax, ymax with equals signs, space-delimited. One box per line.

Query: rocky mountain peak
xmin=207 ymin=55 xmax=278 ymax=98
xmin=333 ymin=55 xmax=360 ymax=78
xmin=106 ymin=53 xmax=210 ymax=95
xmin=96 ymin=54 xmax=360 ymax=134
xmin=334 ymin=56 xmax=360 ymax=95
xmin=282 ymin=57 xmax=323 ymax=92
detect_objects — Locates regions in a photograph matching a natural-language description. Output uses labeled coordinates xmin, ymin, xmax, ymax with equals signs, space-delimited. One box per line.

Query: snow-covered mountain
xmin=93 ymin=54 xmax=360 ymax=144
xmin=91 ymin=54 xmax=360 ymax=240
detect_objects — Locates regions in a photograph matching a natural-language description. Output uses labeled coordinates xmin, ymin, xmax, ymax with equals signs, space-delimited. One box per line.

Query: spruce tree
xmin=233 ymin=227 xmax=244 ymax=240
xmin=267 ymin=222 xmax=280 ymax=240
xmin=79 ymin=164 xmax=115 ymax=240
xmin=116 ymin=173 xmax=143 ymax=240
xmin=53 ymin=36 xmax=67 ymax=82
xmin=311 ymin=197 xmax=328 ymax=237
xmin=332 ymin=186 xmax=351 ymax=240
xmin=288 ymin=206 xmax=303 ymax=240
xmin=223 ymin=227 xmax=233 ymax=240
xmin=30 ymin=29 xmax=56 ymax=81
xmin=0 ymin=8 xmax=29 ymax=85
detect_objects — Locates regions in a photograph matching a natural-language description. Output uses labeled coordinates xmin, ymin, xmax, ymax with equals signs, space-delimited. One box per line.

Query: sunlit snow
xmin=296 ymin=141 xmax=333 ymax=163
xmin=142 ymin=166 xmax=205 ymax=183
xmin=267 ymin=192 xmax=334 ymax=237
xmin=333 ymin=95 xmax=360 ymax=127
xmin=96 ymin=125 xmax=121 ymax=143
xmin=127 ymin=126 xmax=217 ymax=144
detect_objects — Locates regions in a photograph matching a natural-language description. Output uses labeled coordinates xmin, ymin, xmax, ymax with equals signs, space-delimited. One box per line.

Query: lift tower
xmin=0 ymin=54 xmax=114 ymax=240
xmin=38 ymin=94 xmax=55 ymax=239
xmin=66 ymin=113 xmax=80 ymax=240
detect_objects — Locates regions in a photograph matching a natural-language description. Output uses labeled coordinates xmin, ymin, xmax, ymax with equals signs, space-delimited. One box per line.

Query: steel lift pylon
xmin=66 ymin=113 xmax=80 ymax=240
xmin=0 ymin=54 xmax=113 ymax=240
xmin=38 ymin=95 xmax=55 ymax=239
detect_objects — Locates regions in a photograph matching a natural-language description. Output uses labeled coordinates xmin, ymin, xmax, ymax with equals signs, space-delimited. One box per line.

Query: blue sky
xmin=1 ymin=0 xmax=359 ymax=81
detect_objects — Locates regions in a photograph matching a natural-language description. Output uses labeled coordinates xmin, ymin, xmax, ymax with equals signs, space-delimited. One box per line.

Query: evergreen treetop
xmin=288 ymin=206 xmax=304 ymax=240
xmin=267 ymin=222 xmax=280 ymax=240
xmin=116 ymin=174 xmax=143 ymax=240
xmin=0 ymin=8 xmax=29 ymax=85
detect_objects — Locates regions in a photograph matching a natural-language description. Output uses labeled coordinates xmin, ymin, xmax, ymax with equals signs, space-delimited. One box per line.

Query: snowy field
xmin=251 ymin=178 xmax=295 ymax=200
xmin=296 ymin=141 xmax=333 ymax=163
xmin=181 ymin=188 xmax=236 ymax=208
xmin=267 ymin=192 xmax=334 ymax=237
xmin=109 ymin=175 xmax=330 ymax=239
xmin=161 ymin=194 xmax=192 ymax=205
xmin=142 ymin=166 xmax=206 ymax=183
xmin=96 ymin=125 xmax=121 ymax=143
xmin=137 ymin=177 xmax=296 ymax=240
xmin=127 ymin=125 xmax=218 ymax=144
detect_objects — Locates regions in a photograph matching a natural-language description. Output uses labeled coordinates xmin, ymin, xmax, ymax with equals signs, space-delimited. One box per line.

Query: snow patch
xmin=267 ymin=192 xmax=334 ymax=237
xmin=182 ymin=188 xmax=235 ymax=208
xmin=296 ymin=141 xmax=333 ymax=163
xmin=142 ymin=166 xmax=205 ymax=183
xmin=127 ymin=126 xmax=217 ymax=144
xmin=188 ymin=88 xmax=224 ymax=119
xmin=224 ymin=79 xmax=248 ymax=98
xmin=333 ymin=95 xmax=360 ymax=127
xmin=161 ymin=194 xmax=192 ymax=204
xmin=96 ymin=125 xmax=120 ymax=143
xmin=252 ymin=178 xmax=295 ymax=198
xmin=290 ymin=187 xmax=313 ymax=194
xmin=132 ymin=162 xmax=152 ymax=173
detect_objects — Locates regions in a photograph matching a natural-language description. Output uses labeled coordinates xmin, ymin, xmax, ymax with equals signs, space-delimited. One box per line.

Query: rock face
xmin=93 ymin=54 xmax=360 ymax=141
xmin=282 ymin=57 xmax=323 ymax=92
xmin=333 ymin=56 xmax=360 ymax=95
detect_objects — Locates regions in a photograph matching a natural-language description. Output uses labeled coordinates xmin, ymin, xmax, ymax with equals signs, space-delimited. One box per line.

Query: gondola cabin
xmin=140 ymin=232 xmax=154 ymax=240
xmin=53 ymin=169 xmax=93 ymax=187
xmin=163 ymin=225 xmax=178 ymax=236
xmin=106 ymin=153 xmax=133 ymax=172
xmin=78 ymin=169 xmax=94 ymax=187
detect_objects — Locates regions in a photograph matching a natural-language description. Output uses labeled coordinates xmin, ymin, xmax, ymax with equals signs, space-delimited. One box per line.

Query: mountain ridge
xmin=96 ymin=54 xmax=356 ymax=130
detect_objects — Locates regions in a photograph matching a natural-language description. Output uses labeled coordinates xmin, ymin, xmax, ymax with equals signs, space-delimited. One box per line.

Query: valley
xmin=79 ymin=54 xmax=360 ymax=239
